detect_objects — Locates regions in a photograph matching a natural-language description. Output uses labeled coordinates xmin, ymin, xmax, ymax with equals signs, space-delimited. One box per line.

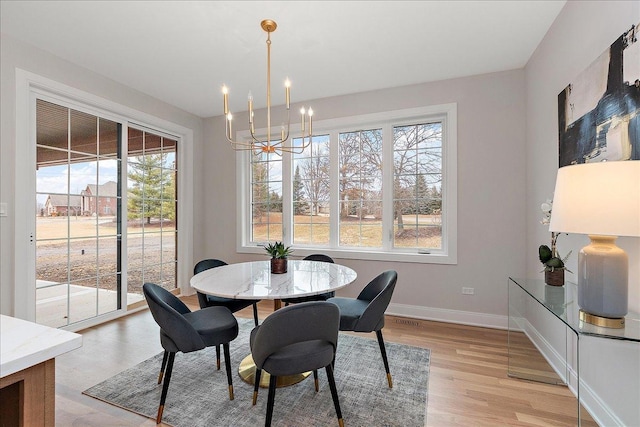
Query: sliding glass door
xmin=126 ymin=127 xmax=178 ymax=297
xmin=34 ymin=98 xmax=178 ymax=328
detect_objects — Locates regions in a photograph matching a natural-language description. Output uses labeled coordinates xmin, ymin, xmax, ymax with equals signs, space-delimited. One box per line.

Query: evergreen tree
xmin=128 ymin=154 xmax=174 ymax=224
xmin=293 ymin=165 xmax=309 ymax=215
xmin=415 ymin=173 xmax=430 ymax=214
xmin=252 ymin=161 xmax=270 ymax=222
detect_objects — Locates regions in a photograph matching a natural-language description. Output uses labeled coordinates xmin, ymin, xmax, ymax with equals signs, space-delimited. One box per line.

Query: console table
xmin=507 ymin=278 xmax=639 ymax=426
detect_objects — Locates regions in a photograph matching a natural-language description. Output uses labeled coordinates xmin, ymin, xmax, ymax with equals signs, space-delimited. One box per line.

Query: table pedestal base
xmin=238 ymin=355 xmax=310 ymax=388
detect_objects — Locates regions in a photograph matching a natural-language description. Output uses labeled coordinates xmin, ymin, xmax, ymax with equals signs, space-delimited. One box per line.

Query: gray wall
xmin=525 ymin=2 xmax=639 ymax=425
xmin=202 ymin=69 xmax=527 ymax=323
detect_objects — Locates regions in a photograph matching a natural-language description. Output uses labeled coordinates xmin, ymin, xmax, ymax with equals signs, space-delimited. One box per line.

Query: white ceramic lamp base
xmin=578 ymin=235 xmax=628 ymax=329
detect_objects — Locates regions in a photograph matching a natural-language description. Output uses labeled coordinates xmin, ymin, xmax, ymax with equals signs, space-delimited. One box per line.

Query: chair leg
xmin=156 ymin=352 xmax=175 ymax=424
xmin=157 ymin=350 xmax=168 ymax=384
xmin=252 ymin=303 xmax=259 ymax=326
xmin=265 ymin=374 xmax=277 ymax=427
xmin=223 ymin=343 xmax=234 ymax=400
xmin=325 ymin=364 xmax=344 ymax=427
xmin=375 ymin=329 xmax=393 ymax=388
xmin=253 ymin=368 xmax=262 ymax=405
xmin=215 ymin=344 xmax=221 ymax=370
xmin=313 ymin=369 xmax=319 ymax=392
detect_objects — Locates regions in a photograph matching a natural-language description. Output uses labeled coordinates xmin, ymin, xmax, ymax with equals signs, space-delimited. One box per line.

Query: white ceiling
xmin=1 ymin=1 xmax=566 ymax=118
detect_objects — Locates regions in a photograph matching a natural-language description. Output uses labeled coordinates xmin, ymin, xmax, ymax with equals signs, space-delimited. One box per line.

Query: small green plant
xmin=263 ymin=241 xmax=293 ymax=259
xmin=539 ymin=245 xmax=572 ymax=273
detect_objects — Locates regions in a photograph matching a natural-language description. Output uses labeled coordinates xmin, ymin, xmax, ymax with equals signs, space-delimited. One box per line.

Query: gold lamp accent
xmin=222 ymin=19 xmax=313 ymax=155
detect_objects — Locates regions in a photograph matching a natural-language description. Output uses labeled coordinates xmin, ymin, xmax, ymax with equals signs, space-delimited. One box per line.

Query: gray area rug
xmin=84 ymin=319 xmax=430 ymax=426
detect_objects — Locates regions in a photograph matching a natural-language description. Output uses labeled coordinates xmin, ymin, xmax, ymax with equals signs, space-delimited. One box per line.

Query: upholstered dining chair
xmin=282 ymin=254 xmax=336 ymax=306
xmin=194 ymin=259 xmax=260 ymax=369
xmin=195 ymin=259 xmax=260 ymax=326
xmin=327 ymin=270 xmax=398 ymax=388
xmin=143 ymin=282 xmax=239 ymax=424
xmin=250 ymin=301 xmax=344 ymax=427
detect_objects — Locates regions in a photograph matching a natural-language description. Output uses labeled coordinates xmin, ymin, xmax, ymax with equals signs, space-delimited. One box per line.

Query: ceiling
xmin=1 ymin=1 xmax=566 ymax=118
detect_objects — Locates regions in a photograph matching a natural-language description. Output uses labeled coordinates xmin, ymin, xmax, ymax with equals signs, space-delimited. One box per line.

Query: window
xmin=250 ymin=150 xmax=283 ymax=242
xmin=293 ymin=135 xmax=330 ymax=245
xmin=339 ymin=129 xmax=384 ymax=247
xmin=392 ymin=122 xmax=443 ymax=250
xmin=238 ymin=104 xmax=457 ymax=264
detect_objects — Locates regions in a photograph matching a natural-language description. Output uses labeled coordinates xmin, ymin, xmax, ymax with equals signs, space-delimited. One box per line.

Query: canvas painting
xmin=557 ymin=24 xmax=639 ymax=167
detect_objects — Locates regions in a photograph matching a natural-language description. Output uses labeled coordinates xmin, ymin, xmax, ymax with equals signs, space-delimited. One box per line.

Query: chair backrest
xmin=143 ymin=282 xmax=205 ymax=353
xmin=194 ymin=259 xmax=229 ymax=307
xmin=303 ymin=254 xmax=335 ymax=263
xmin=354 ymin=270 xmax=398 ymax=332
xmin=194 ymin=258 xmax=228 ymax=274
xmin=251 ymin=301 xmax=339 ymax=369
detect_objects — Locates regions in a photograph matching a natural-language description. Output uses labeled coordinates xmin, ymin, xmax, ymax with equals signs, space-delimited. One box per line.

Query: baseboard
xmin=386 ymin=302 xmax=508 ymax=329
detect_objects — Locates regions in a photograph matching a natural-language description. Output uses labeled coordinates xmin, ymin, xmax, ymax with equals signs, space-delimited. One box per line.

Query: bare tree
xmin=299 ymin=144 xmax=330 ymax=216
xmin=392 ymin=123 xmax=442 ymax=231
xmin=338 ymin=129 xmax=383 ymax=218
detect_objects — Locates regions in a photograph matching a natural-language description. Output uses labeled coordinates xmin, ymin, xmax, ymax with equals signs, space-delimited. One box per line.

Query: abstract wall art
xmin=557 ymin=23 xmax=639 ymax=167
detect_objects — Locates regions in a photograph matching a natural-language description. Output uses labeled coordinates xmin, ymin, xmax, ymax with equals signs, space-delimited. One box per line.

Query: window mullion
xmin=382 ymin=123 xmax=394 ymax=251
xmin=282 ymin=151 xmax=292 ymax=246
xmin=329 ymin=130 xmax=340 ymax=248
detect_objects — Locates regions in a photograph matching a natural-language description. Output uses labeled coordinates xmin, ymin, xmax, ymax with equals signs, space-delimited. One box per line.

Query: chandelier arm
xmin=269 ymin=108 xmax=292 ymax=148
xmin=277 ymin=132 xmax=312 ymax=152
xmin=248 ymin=127 xmax=263 ymax=144
xmin=225 ymin=120 xmax=256 ymax=149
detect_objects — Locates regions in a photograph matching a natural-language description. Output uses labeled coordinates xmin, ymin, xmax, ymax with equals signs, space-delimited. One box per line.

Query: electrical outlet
xmin=462 ymin=287 xmax=474 ymax=295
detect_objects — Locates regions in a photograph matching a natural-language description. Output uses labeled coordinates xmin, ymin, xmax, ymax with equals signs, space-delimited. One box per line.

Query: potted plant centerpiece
xmin=264 ymin=241 xmax=293 ymax=274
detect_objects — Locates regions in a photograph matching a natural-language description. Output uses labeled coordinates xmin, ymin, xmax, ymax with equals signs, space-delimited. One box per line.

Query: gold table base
xmin=238 ymin=354 xmax=310 ymax=388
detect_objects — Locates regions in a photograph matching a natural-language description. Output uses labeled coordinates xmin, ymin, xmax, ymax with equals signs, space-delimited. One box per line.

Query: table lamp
xmin=549 ymin=161 xmax=640 ymax=328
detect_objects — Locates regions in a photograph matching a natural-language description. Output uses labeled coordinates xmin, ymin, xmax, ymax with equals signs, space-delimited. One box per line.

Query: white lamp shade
xmin=549 ymin=161 xmax=640 ymax=237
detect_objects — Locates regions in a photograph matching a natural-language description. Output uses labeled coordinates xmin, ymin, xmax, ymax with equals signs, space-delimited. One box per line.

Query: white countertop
xmin=190 ymin=260 xmax=357 ymax=300
xmin=1 ymin=314 xmax=82 ymax=377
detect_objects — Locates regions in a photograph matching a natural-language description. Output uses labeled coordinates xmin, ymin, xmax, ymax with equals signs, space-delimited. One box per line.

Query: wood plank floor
xmin=54 ymin=298 xmax=596 ymax=426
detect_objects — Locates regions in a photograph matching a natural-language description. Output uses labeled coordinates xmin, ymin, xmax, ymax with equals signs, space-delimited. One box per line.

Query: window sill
xmin=237 ymin=245 xmax=457 ymax=265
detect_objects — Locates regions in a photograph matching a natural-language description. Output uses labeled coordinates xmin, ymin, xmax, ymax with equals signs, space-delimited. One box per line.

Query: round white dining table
xmin=190 ymin=259 xmax=357 ymax=308
xmin=189 ymin=259 xmax=358 ymax=387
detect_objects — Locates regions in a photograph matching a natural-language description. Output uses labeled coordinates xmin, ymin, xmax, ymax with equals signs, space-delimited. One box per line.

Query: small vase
xmin=545 ymin=269 xmax=564 ymax=287
xmin=271 ymin=258 xmax=287 ymax=274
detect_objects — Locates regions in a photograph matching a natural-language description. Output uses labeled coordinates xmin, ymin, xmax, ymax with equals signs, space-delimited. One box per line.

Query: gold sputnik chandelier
xmin=222 ymin=19 xmax=313 ymax=155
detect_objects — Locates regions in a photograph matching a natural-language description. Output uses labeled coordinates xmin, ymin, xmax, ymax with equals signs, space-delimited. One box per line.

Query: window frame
xmin=236 ymin=103 xmax=457 ymax=264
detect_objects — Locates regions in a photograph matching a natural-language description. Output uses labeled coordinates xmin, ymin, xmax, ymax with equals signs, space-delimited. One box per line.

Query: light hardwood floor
xmin=54 ymin=298 xmax=596 ymax=426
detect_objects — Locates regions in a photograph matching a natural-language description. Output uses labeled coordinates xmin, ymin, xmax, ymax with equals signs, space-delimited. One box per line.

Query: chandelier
xmin=222 ymin=19 xmax=313 ymax=155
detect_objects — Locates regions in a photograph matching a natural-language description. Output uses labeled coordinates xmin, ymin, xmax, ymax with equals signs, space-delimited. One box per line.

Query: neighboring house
xmin=44 ymin=194 xmax=82 ymax=217
xmin=81 ymin=181 xmax=118 ymax=216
